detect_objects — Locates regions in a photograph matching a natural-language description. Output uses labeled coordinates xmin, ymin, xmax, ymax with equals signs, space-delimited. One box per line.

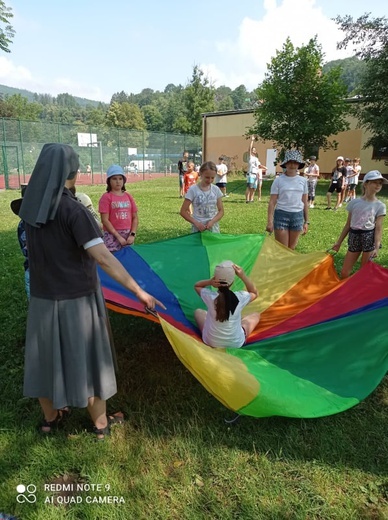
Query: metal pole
xmin=142 ymin=131 xmax=145 ymax=181
xmin=18 ymin=119 xmax=25 ymax=184
xmin=99 ymin=141 xmax=103 ymax=183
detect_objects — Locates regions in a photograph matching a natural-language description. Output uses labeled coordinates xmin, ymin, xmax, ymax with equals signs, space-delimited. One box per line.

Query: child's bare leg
xmin=360 ymin=251 xmax=374 ymax=267
xmin=341 ymin=251 xmax=361 ymax=278
xmin=274 ymin=229 xmax=290 ymax=248
xmin=242 ymin=313 xmax=261 ymax=338
xmin=326 ymin=192 xmax=331 ymax=207
xmin=288 ymin=230 xmax=302 ymax=250
xmin=194 ymin=309 xmax=207 ymax=332
xmin=335 ymin=191 xmax=342 ymax=209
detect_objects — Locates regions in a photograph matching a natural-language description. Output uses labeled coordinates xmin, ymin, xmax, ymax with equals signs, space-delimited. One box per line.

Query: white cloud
xmin=0 ymin=56 xmax=33 ymax=83
xmin=0 ymin=56 xmax=111 ymax=102
xmin=202 ymin=0 xmax=353 ymax=90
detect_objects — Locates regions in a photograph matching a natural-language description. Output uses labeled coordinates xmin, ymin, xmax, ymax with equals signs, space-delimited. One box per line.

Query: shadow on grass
xmin=104 ymin=313 xmax=388 ymax=478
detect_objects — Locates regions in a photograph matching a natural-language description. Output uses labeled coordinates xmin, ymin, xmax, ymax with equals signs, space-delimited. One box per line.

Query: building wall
xmin=202 ymin=111 xmax=387 ymax=176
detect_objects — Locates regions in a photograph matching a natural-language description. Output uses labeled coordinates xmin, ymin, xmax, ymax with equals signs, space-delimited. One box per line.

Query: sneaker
xmin=338 ymin=203 xmax=342 ymax=207
xmin=224 ymin=194 xmax=229 ymax=198
xmin=310 ymin=204 xmax=314 ymax=208
xmin=325 ymin=207 xmax=332 ymax=210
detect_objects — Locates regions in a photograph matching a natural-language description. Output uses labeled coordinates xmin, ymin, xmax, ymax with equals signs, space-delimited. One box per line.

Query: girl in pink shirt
xmin=99 ymin=165 xmax=139 ymax=252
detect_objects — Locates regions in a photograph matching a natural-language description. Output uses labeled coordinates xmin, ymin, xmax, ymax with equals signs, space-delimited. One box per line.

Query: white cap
xmin=363 ymin=170 xmax=388 ymax=184
xmin=214 ymin=260 xmax=235 ymax=285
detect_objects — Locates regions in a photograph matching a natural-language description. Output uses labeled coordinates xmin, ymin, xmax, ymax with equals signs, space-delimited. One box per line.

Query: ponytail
xmin=215 ymin=286 xmax=239 ymax=322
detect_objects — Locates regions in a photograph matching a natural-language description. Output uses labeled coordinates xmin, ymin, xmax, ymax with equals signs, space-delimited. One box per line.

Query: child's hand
xmin=331 ymin=242 xmax=340 ymax=252
xmin=196 ymin=222 xmax=207 ymax=232
xmin=210 ymin=277 xmax=224 ymax=288
xmin=117 ymin=235 xmax=127 ymax=246
xmin=126 ymin=235 xmax=135 ymax=245
xmin=370 ymin=248 xmax=378 ymax=259
xmin=233 ymin=264 xmax=245 ymax=278
xmin=266 ymin=223 xmax=274 ymax=233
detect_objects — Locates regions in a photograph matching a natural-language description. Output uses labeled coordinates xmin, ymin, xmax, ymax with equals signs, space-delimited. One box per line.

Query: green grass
xmin=0 ymin=175 xmax=387 ymax=520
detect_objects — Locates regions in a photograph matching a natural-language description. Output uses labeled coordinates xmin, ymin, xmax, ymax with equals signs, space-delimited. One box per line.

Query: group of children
xmin=326 ymin=156 xmax=362 ymax=211
xmin=10 ymin=153 xmax=387 ymax=350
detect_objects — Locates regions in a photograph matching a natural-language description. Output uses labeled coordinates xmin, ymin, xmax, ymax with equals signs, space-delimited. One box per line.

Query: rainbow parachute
xmin=99 ymin=233 xmax=388 ymax=419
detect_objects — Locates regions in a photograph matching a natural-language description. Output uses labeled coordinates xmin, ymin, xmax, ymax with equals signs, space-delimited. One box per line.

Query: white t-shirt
xmin=270 ymin=174 xmax=308 ymax=212
xmin=248 ymin=155 xmax=260 ymax=174
xmin=306 ymin=163 xmax=319 ymax=181
xmin=351 ymin=165 xmax=361 ymax=185
xmin=200 ymin=288 xmax=251 ymax=348
xmin=346 ymin=198 xmax=386 ymax=230
xmin=215 ymin=163 xmax=228 ymax=184
xmin=185 ymin=184 xmax=223 ymax=233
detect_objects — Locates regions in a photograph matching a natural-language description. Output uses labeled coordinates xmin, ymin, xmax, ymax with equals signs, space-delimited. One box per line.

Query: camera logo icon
xmin=16 ymin=484 xmax=37 ymax=504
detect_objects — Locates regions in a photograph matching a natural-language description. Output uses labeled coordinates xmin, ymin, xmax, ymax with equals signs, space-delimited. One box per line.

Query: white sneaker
xmin=338 ymin=203 xmax=342 ymax=207
xmin=310 ymin=204 xmax=314 ymax=208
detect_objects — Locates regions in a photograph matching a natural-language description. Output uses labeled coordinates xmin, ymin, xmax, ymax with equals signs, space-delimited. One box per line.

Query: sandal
xmin=93 ymin=412 xmax=125 ymax=441
xmin=39 ymin=407 xmax=71 ymax=434
xmin=93 ymin=422 xmax=111 ymax=441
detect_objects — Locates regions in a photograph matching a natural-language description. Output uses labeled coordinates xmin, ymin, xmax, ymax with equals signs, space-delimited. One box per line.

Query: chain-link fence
xmin=0 ymin=118 xmax=202 ymax=189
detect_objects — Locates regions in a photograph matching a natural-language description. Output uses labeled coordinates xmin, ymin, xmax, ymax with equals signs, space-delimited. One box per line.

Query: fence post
xmin=18 ymin=119 xmax=25 ymax=184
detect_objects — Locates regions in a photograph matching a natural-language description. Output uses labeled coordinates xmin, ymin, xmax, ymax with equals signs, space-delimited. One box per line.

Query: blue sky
xmin=1 ymin=0 xmax=386 ymax=102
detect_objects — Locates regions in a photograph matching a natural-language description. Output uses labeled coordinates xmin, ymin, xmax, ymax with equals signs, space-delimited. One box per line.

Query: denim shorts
xmin=274 ymin=209 xmax=304 ymax=231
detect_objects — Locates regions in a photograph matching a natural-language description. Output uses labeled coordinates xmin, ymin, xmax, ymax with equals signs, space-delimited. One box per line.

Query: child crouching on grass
xmin=331 ymin=170 xmax=387 ymax=278
xmin=194 ymin=261 xmax=260 ymax=348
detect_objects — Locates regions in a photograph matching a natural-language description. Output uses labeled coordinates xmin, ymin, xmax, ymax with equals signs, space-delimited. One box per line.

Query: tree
xmin=249 ymin=37 xmax=350 ymax=160
xmin=182 ymin=65 xmax=215 ymax=135
xmin=105 ymin=101 xmax=146 ymax=131
xmin=141 ymin=104 xmax=164 ymax=132
xmin=1 ymin=94 xmax=41 ymax=120
xmin=55 ymin=93 xmax=78 ymax=108
xmin=334 ymin=13 xmax=388 ymax=152
xmin=323 ymin=56 xmax=366 ymax=94
xmin=0 ymin=1 xmax=14 ymax=53
xmin=231 ymin=85 xmax=251 ymax=110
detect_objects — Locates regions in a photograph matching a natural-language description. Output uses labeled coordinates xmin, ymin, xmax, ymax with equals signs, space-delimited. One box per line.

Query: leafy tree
xmin=231 ymin=85 xmax=251 ymax=110
xmin=0 ymin=1 xmax=14 ymax=53
xmin=249 ymin=37 xmax=350 ymax=159
xmin=2 ymin=94 xmax=41 ymax=120
xmin=182 ymin=65 xmax=215 ymax=135
xmin=323 ymin=56 xmax=366 ymax=94
xmin=110 ymin=91 xmax=131 ymax=104
xmin=105 ymin=101 xmax=146 ymax=130
xmin=55 ymin=93 xmax=78 ymax=108
xmin=164 ymin=83 xmax=183 ymax=94
xmin=214 ymin=86 xmax=234 ymax=112
xmin=141 ymin=104 xmax=164 ymax=132
xmin=84 ymin=105 xmax=108 ymax=128
xmin=335 ymin=13 xmax=388 ymax=152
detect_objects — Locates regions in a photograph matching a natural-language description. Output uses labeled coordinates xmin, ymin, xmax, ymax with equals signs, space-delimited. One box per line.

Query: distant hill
xmin=0 ymin=84 xmax=102 ymax=108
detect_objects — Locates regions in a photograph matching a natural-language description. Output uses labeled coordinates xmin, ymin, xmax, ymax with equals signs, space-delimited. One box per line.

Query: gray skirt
xmin=23 ymin=288 xmax=117 ymax=409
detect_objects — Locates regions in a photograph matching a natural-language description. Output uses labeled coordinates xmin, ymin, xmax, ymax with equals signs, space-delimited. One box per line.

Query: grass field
xmin=0 ymin=175 xmax=387 ymax=520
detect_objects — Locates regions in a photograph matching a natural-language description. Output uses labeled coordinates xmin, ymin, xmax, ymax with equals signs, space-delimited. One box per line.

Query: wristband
xmin=305 ymin=222 xmax=310 ymax=225
xmin=130 ymin=232 xmax=136 ymax=236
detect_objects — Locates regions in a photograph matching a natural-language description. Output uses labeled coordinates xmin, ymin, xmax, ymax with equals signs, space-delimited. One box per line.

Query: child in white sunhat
xmin=194 ymin=261 xmax=261 ymax=348
xmin=266 ymin=149 xmax=309 ymax=250
xmin=331 ymin=170 xmax=387 ymax=278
